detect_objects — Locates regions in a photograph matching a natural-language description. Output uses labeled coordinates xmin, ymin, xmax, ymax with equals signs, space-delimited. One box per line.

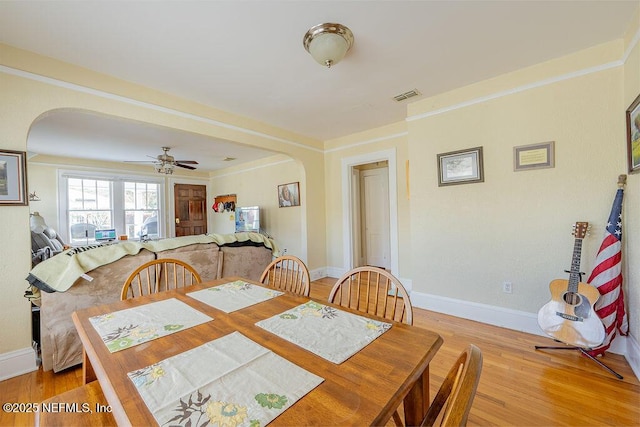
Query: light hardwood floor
xmin=1 ymin=277 xmax=638 ymax=426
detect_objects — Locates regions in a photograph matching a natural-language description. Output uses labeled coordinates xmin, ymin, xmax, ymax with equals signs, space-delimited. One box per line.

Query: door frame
xmin=341 ymin=148 xmax=399 ymax=276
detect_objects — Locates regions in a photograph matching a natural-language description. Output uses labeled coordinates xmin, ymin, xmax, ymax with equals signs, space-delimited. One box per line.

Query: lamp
xmin=29 ymin=191 xmax=41 ymax=202
xmin=303 ymin=23 xmax=354 ymax=68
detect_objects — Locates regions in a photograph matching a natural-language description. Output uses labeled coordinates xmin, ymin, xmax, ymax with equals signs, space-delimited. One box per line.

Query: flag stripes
xmin=586 ymin=188 xmax=627 ymax=357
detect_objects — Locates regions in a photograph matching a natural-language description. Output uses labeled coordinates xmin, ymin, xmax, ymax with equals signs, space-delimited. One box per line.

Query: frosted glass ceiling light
xmin=303 ymin=23 xmax=354 ymax=68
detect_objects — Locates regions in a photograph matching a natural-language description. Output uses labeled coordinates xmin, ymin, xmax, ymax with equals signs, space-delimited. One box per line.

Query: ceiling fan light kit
xmin=303 ymin=23 xmax=354 ymax=68
xmin=154 ymin=162 xmax=175 ymax=174
xmin=127 ymin=147 xmax=198 ymax=174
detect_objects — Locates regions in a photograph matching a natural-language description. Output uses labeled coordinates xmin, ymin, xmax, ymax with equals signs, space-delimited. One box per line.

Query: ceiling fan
xmin=126 ymin=147 xmax=198 ymax=173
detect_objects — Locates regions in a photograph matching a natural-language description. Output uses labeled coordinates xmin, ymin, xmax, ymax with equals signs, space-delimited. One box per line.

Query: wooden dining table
xmin=72 ymin=277 xmax=443 ymax=426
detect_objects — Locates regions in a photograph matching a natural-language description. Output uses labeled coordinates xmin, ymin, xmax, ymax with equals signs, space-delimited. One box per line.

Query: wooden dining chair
xmin=421 ymin=344 xmax=483 ymax=426
xmin=120 ymin=258 xmax=202 ymax=300
xmin=328 ymin=266 xmax=413 ymax=324
xmin=259 ymin=255 xmax=311 ymax=296
xmin=329 ymin=266 xmax=413 ymax=425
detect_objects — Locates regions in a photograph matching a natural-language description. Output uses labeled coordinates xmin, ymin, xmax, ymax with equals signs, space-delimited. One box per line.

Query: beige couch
xmin=32 ymin=233 xmax=276 ymax=372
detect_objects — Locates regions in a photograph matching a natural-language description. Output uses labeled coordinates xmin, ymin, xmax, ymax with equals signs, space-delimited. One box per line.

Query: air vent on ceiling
xmin=393 ymin=89 xmax=421 ymax=102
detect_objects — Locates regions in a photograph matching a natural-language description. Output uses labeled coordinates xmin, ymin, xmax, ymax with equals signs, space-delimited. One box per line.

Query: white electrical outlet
xmin=502 ymin=281 xmax=513 ymax=294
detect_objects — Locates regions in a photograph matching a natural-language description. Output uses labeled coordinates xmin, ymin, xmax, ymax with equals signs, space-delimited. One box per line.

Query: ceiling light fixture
xmin=303 ymin=23 xmax=354 ymax=68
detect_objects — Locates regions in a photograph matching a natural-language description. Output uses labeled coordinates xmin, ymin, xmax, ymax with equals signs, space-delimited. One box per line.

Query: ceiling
xmin=1 ymin=1 xmax=638 ymax=172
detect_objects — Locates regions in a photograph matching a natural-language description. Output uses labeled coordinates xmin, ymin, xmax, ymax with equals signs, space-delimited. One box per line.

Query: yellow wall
xmin=209 ymin=154 xmax=306 ymax=260
xmin=1 ymin=19 xmax=639 ymax=375
xmin=0 ymin=45 xmax=326 ymax=359
xmin=623 ymin=9 xmax=640 ymax=353
xmin=321 ymin=33 xmax=639 ymax=355
xmin=324 ymin=122 xmax=410 ymax=277
xmin=408 ymin=60 xmax=623 ymax=310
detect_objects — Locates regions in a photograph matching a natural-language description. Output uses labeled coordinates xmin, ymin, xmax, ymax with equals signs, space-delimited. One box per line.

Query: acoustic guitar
xmin=537 ymin=222 xmax=605 ymax=348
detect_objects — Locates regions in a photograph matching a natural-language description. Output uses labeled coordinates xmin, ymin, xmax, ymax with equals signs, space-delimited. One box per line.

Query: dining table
xmin=72 ymin=276 xmax=443 ymax=426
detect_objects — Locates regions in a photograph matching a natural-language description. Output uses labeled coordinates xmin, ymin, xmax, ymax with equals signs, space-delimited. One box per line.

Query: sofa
xmin=27 ymin=233 xmax=278 ymax=372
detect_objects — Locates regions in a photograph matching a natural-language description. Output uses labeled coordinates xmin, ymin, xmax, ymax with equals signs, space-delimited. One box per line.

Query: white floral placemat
xmin=89 ymin=298 xmax=212 ymax=352
xmin=128 ymin=331 xmax=324 ymax=426
xmin=255 ymin=301 xmax=392 ymax=364
xmin=186 ymin=280 xmax=283 ymax=313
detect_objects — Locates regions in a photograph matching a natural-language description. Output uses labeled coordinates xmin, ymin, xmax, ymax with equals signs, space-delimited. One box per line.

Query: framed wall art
xmin=278 ymin=182 xmax=300 ymax=207
xmin=626 ymin=93 xmax=640 ymax=173
xmin=514 ymin=141 xmax=555 ymax=171
xmin=0 ymin=149 xmax=27 ymax=206
xmin=437 ymin=146 xmax=484 ymax=186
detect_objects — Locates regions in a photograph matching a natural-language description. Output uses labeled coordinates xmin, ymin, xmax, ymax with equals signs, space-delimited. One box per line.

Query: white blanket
xmin=26 ymin=233 xmax=278 ymax=293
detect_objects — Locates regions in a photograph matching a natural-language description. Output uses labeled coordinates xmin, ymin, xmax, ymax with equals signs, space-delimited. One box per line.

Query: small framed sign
xmin=0 ymin=149 xmax=28 ymax=206
xmin=513 ymin=141 xmax=555 ymax=171
xmin=437 ymin=146 xmax=484 ymax=186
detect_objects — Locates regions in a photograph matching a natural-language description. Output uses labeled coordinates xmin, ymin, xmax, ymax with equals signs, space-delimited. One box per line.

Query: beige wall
xmin=321 ymin=32 xmax=639 ymax=361
xmin=209 ymin=154 xmax=306 ymax=260
xmin=403 ymin=37 xmax=638 ymax=344
xmin=0 ymin=45 xmax=325 ymax=361
xmin=1 ymin=19 xmax=639 ymax=376
xmin=623 ymin=9 xmax=640 ymax=355
xmin=409 ymin=64 xmax=623 ymax=310
xmin=324 ymin=122 xmax=410 ymax=278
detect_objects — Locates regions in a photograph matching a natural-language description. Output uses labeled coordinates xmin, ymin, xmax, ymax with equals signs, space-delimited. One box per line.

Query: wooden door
xmin=174 ymin=184 xmax=207 ymax=237
xmin=360 ymin=167 xmax=390 ymax=269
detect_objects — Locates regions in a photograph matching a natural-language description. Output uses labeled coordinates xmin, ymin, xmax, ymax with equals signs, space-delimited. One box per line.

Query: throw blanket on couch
xmin=26 ymin=233 xmax=279 ymax=293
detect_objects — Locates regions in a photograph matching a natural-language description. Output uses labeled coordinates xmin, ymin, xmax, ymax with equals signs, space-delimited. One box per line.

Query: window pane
xmin=67 ymin=178 xmax=113 ymax=245
xmin=124 ymin=182 xmax=135 ymax=210
xmin=83 ymin=180 xmax=97 ymax=210
xmin=123 ymin=182 xmax=160 ymax=240
xmin=146 ymin=186 xmax=158 ymax=209
xmin=96 ymin=181 xmax=111 ymax=209
xmin=68 ymin=178 xmax=84 ymax=210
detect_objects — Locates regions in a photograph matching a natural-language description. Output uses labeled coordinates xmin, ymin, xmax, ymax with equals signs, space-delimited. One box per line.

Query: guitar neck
xmin=568 ymin=237 xmax=583 ymax=293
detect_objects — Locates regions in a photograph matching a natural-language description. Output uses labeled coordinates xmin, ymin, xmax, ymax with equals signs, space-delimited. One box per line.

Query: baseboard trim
xmin=0 ymin=346 xmax=38 ymax=381
xmin=410 ymin=290 xmax=638 ymax=380
xmin=626 ymin=332 xmax=640 ymax=380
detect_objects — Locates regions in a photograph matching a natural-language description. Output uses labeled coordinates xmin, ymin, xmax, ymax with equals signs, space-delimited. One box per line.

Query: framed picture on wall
xmin=626 ymin=93 xmax=640 ymax=173
xmin=278 ymin=182 xmax=300 ymax=207
xmin=437 ymin=146 xmax=484 ymax=186
xmin=0 ymin=149 xmax=27 ymax=206
xmin=513 ymin=141 xmax=555 ymax=171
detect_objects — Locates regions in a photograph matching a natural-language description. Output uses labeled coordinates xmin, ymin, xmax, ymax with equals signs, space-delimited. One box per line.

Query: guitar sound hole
xmin=563 ymin=292 xmax=581 ymax=305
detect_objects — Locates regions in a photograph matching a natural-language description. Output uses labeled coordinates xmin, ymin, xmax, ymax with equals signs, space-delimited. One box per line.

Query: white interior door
xmin=360 ymin=167 xmax=390 ymax=269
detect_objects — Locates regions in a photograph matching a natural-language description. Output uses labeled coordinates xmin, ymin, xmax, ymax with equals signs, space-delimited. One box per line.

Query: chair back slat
xmin=259 ymin=255 xmax=310 ymax=297
xmin=121 ymin=258 xmax=201 ymax=300
xmin=328 ymin=266 xmax=413 ymax=325
xmin=421 ymin=344 xmax=483 ymax=426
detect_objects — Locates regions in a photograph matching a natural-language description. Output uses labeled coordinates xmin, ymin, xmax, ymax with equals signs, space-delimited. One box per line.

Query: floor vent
xmin=393 ymin=89 xmax=421 ymax=102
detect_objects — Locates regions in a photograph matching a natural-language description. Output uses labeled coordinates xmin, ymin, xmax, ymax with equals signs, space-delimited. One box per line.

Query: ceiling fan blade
xmin=175 ymin=163 xmax=197 ymax=170
xmin=124 ymin=160 xmax=157 ymax=163
xmin=174 ymin=160 xmax=198 ymax=164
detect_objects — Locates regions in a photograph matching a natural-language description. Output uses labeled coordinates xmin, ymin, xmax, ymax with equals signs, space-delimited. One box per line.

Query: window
xmin=124 ymin=182 xmax=159 ymax=239
xmin=60 ymin=172 xmax=162 ymax=245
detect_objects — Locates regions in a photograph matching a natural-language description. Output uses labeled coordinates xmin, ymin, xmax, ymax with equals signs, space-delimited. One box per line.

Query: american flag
xmin=586 ymin=188 xmax=628 ymax=357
